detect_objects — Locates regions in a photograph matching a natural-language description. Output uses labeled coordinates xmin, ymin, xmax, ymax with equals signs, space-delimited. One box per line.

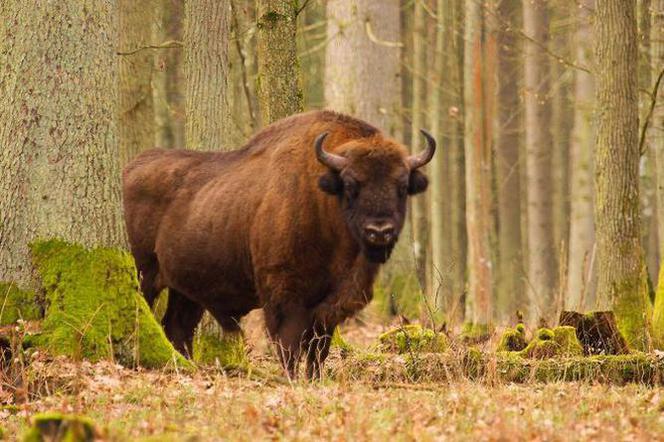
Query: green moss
xmin=193 ymin=331 xmax=246 ymax=368
xmin=30 ymin=239 xmax=189 ymax=369
xmin=520 ymin=326 xmax=583 ymax=359
xmin=613 ymin=265 xmax=653 ymax=351
xmin=0 ymin=282 xmax=41 ymax=325
xmin=330 ymin=327 xmax=353 ymax=355
xmin=463 ymin=346 xmax=486 ymax=379
xmin=461 ymin=322 xmax=491 ymax=343
xmin=651 ymin=264 xmax=664 ymax=349
xmin=378 ymin=324 xmax=448 ymax=354
xmin=22 ymin=412 xmax=96 ymax=442
xmin=496 ymin=324 xmax=527 ymax=352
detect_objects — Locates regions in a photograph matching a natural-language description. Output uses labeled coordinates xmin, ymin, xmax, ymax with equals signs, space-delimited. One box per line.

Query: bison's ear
xmin=408 ymin=170 xmax=429 ymax=195
xmin=319 ymin=172 xmax=344 ymax=195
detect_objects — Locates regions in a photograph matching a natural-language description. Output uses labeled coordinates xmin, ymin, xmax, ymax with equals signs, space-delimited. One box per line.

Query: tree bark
xmin=428 ymin=0 xmax=449 ymax=314
xmin=523 ymin=0 xmax=557 ymax=324
xmin=153 ymin=0 xmax=185 ymax=149
xmin=494 ymin=0 xmax=524 ymax=324
xmin=594 ymin=0 xmax=652 ymax=350
xmin=650 ymin=0 xmax=664 ymax=347
xmin=410 ymin=0 xmax=427 ymax=285
xmin=183 ymin=0 xmax=230 ymax=150
xmin=567 ymin=0 xmax=596 ymax=311
xmin=324 ymin=0 xmax=401 ymax=134
xmin=0 ymin=0 xmax=125 ymax=288
xmin=118 ymin=0 xmax=155 ymax=166
xmin=464 ymin=0 xmax=493 ymax=331
xmin=256 ymin=0 xmax=303 ymax=124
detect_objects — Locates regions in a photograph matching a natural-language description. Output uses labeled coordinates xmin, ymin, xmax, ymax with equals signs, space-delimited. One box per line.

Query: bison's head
xmin=315 ymin=130 xmax=435 ymax=264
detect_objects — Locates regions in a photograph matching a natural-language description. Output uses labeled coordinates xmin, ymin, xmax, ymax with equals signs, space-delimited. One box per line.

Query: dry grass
xmin=3 ymin=359 xmax=664 ymax=441
xmin=2 ymin=318 xmax=664 ymax=440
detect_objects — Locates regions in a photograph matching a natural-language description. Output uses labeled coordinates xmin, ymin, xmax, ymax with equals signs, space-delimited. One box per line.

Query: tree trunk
xmin=567 ymin=0 xmax=596 ymax=311
xmin=183 ymin=0 xmax=230 ymax=150
xmin=494 ymin=0 xmax=523 ymax=324
xmin=650 ymin=0 xmax=664 ymax=347
xmin=523 ymin=0 xmax=557 ymax=324
xmin=447 ymin=0 xmax=467 ymax=325
xmin=463 ymin=0 xmax=493 ymax=333
xmin=153 ymin=0 xmax=185 ymax=149
xmin=428 ymin=0 xmax=449 ymax=315
xmin=118 ymin=0 xmax=155 ymax=166
xmin=324 ymin=0 xmax=421 ymax=319
xmin=0 ymin=0 xmax=125 ymax=289
xmin=410 ymin=0 xmax=427 ymax=286
xmin=256 ymin=0 xmax=303 ymax=124
xmin=324 ymin=0 xmax=401 ymax=134
xmin=638 ymin=0 xmax=659 ymax=289
xmin=594 ymin=0 xmax=652 ymax=350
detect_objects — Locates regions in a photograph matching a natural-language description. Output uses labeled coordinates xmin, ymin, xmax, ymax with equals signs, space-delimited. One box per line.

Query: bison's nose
xmin=363 ymin=222 xmax=396 ymax=246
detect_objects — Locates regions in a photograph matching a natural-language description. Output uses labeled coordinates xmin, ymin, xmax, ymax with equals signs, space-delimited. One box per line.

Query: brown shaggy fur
xmin=122 ymin=110 xmax=431 ymax=378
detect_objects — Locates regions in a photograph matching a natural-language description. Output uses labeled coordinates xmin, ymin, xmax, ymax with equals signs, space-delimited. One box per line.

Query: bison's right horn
xmin=407 ymin=129 xmax=436 ymax=169
xmin=314 ymin=132 xmax=348 ymax=171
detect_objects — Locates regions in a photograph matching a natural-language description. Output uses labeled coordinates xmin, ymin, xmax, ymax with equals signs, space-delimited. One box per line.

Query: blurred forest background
xmin=1 ymin=0 xmax=664 ymax=349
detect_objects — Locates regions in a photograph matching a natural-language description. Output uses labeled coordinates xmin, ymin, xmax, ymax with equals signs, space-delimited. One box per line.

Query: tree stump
xmin=559 ymin=311 xmax=630 ymax=355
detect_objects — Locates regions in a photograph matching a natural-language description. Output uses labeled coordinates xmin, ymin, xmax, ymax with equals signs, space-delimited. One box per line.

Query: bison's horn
xmin=315 ymin=132 xmax=348 ymax=171
xmin=407 ymin=129 xmax=436 ymax=169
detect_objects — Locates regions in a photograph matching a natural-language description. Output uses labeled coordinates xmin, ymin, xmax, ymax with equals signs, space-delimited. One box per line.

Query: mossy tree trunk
xmin=183 ymin=0 xmax=231 ymax=150
xmin=463 ymin=0 xmax=494 ymax=332
xmin=494 ymin=0 xmax=524 ymax=324
xmin=256 ymin=0 xmax=303 ymax=124
xmin=594 ymin=0 xmax=652 ymax=350
xmin=0 ymin=0 xmax=125 ymax=289
xmin=523 ymin=0 xmax=557 ymax=324
xmin=567 ymin=0 xmax=596 ymax=311
xmin=118 ymin=0 xmax=156 ymax=166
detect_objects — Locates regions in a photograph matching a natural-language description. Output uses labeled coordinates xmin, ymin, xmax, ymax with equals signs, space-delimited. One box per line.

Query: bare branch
xmin=116 ymin=40 xmax=182 ymax=56
xmin=365 ymin=20 xmax=404 ymax=48
xmin=640 ymin=66 xmax=664 ymax=156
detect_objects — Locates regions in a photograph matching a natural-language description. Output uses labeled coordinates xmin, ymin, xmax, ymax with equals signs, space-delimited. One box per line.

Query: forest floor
xmin=3 ymin=314 xmax=664 ymax=441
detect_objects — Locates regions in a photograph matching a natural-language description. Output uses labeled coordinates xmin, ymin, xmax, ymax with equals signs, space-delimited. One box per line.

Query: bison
xmin=122 ymin=110 xmax=435 ymax=378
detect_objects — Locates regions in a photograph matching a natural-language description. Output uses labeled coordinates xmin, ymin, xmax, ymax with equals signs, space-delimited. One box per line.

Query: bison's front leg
xmin=264 ymin=303 xmax=313 ymax=379
xmin=304 ymin=323 xmax=334 ymax=380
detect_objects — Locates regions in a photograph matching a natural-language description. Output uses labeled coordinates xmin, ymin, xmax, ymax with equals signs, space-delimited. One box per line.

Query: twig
xmin=116 ymin=40 xmax=182 ymax=56
xmin=482 ymin=1 xmax=592 ymax=75
xmin=296 ymin=0 xmax=313 ymax=17
xmin=365 ymin=20 xmax=404 ymax=48
xmin=639 ymin=66 xmax=664 ymax=156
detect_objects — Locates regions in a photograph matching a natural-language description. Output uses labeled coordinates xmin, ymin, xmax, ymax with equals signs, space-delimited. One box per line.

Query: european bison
xmin=122 ymin=111 xmax=435 ymax=378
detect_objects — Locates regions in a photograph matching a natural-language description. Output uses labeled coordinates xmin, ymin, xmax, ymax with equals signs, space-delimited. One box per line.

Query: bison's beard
xmin=363 ymin=243 xmax=395 ymax=264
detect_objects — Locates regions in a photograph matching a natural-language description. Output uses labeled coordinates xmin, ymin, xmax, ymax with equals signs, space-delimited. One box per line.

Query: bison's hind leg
xmin=162 ymin=289 xmax=205 ymax=357
xmin=134 ymin=253 xmax=162 ymax=308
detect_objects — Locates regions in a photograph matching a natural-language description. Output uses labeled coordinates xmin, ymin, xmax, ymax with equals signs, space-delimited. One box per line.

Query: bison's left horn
xmin=407 ymin=129 xmax=436 ymax=169
xmin=315 ymin=132 xmax=348 ymax=171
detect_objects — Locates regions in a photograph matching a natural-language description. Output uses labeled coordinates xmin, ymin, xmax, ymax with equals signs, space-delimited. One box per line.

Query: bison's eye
xmin=344 ymin=178 xmax=359 ymax=199
xmin=398 ymin=183 xmax=408 ymax=198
